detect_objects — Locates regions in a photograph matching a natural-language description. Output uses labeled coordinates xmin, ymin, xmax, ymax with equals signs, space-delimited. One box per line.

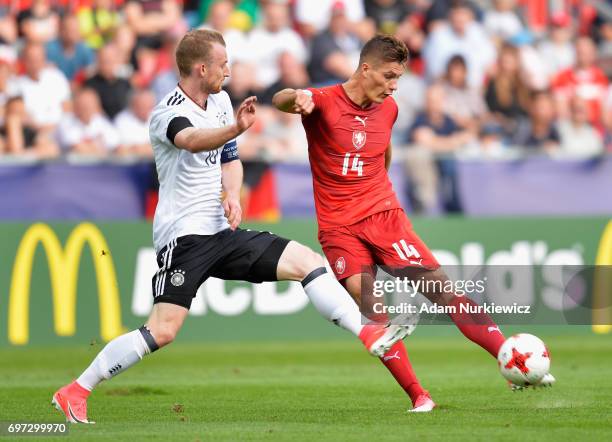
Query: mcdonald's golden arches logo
xmin=8 ymin=223 xmax=126 ymax=345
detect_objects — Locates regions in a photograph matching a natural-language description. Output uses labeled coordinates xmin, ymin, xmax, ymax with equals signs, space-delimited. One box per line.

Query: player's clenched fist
xmin=236 ymin=96 xmax=257 ymax=133
xmin=293 ymin=89 xmax=315 ymax=115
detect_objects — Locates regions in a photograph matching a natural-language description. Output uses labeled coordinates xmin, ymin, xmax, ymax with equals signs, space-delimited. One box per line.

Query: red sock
xmin=380 ymin=341 xmax=424 ymax=405
xmin=448 ymin=296 xmax=506 ymax=358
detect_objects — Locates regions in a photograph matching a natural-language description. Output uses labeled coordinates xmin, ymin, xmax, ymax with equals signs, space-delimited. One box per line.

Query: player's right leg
xmin=343 ymin=272 xmax=434 ymax=412
xmin=52 ymin=236 xmax=203 ymax=423
xmin=52 ymin=303 xmax=187 ymax=423
xmin=275 ymin=241 xmax=411 ymax=356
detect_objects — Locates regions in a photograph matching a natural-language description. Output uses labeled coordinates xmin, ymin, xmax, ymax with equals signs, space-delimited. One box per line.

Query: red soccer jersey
xmin=552 ymin=66 xmax=608 ymax=127
xmin=303 ymin=85 xmax=402 ymax=230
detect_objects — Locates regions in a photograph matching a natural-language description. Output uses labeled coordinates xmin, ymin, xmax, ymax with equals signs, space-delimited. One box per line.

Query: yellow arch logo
xmin=8 ymin=223 xmax=126 ymax=345
xmin=593 ymin=220 xmax=612 ymax=334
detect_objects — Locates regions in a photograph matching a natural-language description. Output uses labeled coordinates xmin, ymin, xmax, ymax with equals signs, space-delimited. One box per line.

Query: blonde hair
xmin=175 ymin=29 xmax=226 ymax=77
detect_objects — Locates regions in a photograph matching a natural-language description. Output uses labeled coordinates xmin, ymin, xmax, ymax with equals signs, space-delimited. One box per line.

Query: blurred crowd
xmin=1 ymin=0 xmax=612 ymax=212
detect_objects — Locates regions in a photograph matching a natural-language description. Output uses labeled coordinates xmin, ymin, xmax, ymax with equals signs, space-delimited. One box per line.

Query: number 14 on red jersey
xmin=342 ymin=153 xmax=364 ymax=176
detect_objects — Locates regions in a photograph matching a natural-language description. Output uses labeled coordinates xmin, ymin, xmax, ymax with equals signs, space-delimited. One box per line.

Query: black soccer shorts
xmin=151 ymin=228 xmax=290 ymax=309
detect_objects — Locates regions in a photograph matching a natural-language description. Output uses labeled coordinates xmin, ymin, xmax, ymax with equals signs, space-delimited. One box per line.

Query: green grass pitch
xmin=1 ymin=332 xmax=611 ymax=441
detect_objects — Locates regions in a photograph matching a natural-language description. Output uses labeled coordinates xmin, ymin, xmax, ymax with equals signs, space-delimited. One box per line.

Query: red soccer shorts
xmin=318 ymin=208 xmax=440 ymax=281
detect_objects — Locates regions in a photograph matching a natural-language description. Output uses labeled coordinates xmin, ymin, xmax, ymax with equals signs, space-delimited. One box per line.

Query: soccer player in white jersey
xmin=51 ymin=30 xmax=413 ymax=424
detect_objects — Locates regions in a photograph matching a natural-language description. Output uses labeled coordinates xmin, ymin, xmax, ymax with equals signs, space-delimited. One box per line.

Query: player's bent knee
xmin=297 ymin=248 xmax=325 ymax=279
xmin=146 ymin=323 xmax=179 ymax=348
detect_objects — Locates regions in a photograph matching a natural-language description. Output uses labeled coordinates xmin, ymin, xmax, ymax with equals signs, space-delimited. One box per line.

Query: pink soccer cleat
xmin=359 ymin=323 xmax=413 ymax=358
xmin=51 ymin=381 xmax=95 ymax=424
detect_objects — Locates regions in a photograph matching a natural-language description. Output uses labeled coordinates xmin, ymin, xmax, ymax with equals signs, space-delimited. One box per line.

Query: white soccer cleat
xmin=359 ymin=323 xmax=414 ymax=358
xmin=538 ymin=372 xmax=556 ymax=387
xmin=408 ymin=392 xmax=436 ymax=413
xmin=509 ymin=372 xmax=556 ymax=391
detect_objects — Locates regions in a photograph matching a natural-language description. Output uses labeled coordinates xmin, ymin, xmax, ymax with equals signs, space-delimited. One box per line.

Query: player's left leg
xmin=275 ymin=240 xmax=411 ymax=356
xmin=362 ymin=209 xmax=506 ymax=359
xmin=343 ymin=272 xmax=433 ymax=412
xmin=400 ymin=266 xmax=506 ymax=358
xmin=213 ymin=230 xmax=411 ymax=356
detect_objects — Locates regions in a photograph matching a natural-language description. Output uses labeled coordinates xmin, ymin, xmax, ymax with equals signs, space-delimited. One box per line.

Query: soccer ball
xmin=497 ymin=334 xmax=550 ymax=386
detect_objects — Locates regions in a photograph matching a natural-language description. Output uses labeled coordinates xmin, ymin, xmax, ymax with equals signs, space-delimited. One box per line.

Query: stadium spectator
xmin=225 ymin=61 xmax=258 ymax=108
xmin=151 ymin=43 xmax=179 ymax=102
xmin=259 ymin=52 xmax=309 ymax=105
xmin=558 ymin=95 xmax=603 ymax=157
xmin=16 ymin=0 xmax=59 ymax=44
xmin=247 ymin=0 xmax=307 ymax=90
xmin=485 ymin=43 xmax=530 ymax=135
xmin=552 ymin=36 xmax=608 ymax=130
xmin=56 ymin=88 xmax=119 ymax=155
xmin=0 ymin=11 xmax=18 ymax=45
xmin=295 ymin=0 xmax=372 ymax=40
xmin=7 ymin=43 xmax=70 ymax=129
xmin=84 ymin=45 xmax=132 ymax=119
xmin=308 ymin=1 xmax=362 ymax=86
xmin=439 ymin=54 xmax=486 ymax=132
xmin=2 ymin=96 xmax=59 ymax=158
xmin=76 ymin=0 xmax=121 ymax=50
xmin=424 ymin=0 xmax=480 ymax=31
xmin=46 ymin=15 xmax=95 ymax=82
xmin=0 ymin=56 xmax=13 ymax=122
xmin=394 ymin=11 xmax=426 ymax=75
xmin=200 ymin=0 xmax=250 ymax=66
xmin=512 ymin=90 xmax=560 ymax=151
xmin=537 ymin=12 xmax=575 ymax=82
xmin=408 ymin=84 xmax=474 ymax=152
xmin=483 ymin=0 xmax=523 ymax=42
xmin=110 ymin=25 xmax=137 ymax=79
xmin=114 ymin=89 xmax=155 ymax=157
xmin=364 ymin=0 xmax=415 ymax=35
xmin=508 ymin=30 xmax=548 ymax=90
xmin=405 ymin=84 xmax=473 ymax=213
xmin=391 ymin=67 xmax=426 ymax=144
xmin=198 ymin=0 xmax=259 ymax=31
xmin=124 ymin=0 xmax=183 ymax=51
xmin=423 ymin=0 xmax=496 ymax=88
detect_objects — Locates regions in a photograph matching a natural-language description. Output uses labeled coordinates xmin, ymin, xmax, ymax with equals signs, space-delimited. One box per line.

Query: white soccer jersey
xmin=149 ymin=86 xmax=238 ymax=253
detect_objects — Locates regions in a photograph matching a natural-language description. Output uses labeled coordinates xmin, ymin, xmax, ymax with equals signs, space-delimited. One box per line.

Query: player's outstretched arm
xmin=272 ymin=88 xmax=314 ymax=115
xmin=173 ymin=96 xmax=258 ymax=153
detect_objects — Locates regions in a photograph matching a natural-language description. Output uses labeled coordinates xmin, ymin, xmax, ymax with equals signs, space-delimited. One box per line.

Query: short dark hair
xmin=358 ymin=34 xmax=408 ymax=67
xmin=175 ymin=29 xmax=226 ymax=77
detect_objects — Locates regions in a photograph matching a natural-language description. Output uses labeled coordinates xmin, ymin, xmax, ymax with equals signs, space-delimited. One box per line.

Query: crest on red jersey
xmin=335 ymin=257 xmax=346 ymax=275
xmin=352 ymin=131 xmax=366 ymax=150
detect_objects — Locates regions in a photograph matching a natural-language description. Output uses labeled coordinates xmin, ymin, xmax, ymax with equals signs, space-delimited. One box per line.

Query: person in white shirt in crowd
xmin=423 ymin=0 xmax=495 ymax=88
xmin=3 ymin=96 xmax=59 ymax=158
xmin=114 ymin=89 xmax=156 ymax=157
xmin=295 ymin=0 xmax=373 ymax=40
xmin=307 ymin=1 xmax=363 ymax=86
xmin=558 ymin=94 xmax=603 ymax=157
xmin=7 ymin=43 xmax=70 ymax=130
xmin=56 ymin=88 xmax=119 ymax=155
xmin=537 ymin=12 xmax=575 ymax=82
xmin=247 ymin=0 xmax=308 ymax=91
xmin=483 ymin=0 xmax=523 ymax=43
xmin=439 ymin=54 xmax=487 ymax=133
xmin=200 ymin=0 xmax=250 ymax=66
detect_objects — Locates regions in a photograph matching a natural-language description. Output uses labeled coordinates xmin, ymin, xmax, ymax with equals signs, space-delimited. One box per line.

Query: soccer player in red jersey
xmin=273 ymin=35 xmax=515 ymax=412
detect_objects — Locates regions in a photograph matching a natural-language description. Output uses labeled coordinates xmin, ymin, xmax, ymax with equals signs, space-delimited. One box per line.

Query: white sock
xmin=76 ymin=327 xmax=156 ymax=391
xmin=301 ymin=268 xmax=365 ymax=336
